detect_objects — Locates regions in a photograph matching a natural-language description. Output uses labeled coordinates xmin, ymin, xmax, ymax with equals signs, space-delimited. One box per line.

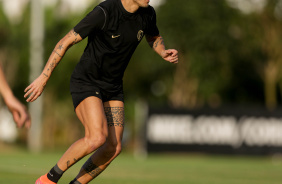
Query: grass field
xmin=0 ymin=147 xmax=282 ymax=184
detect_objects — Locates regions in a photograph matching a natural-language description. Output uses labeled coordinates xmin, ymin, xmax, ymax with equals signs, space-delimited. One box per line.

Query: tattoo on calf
xmin=104 ymin=107 xmax=124 ymax=127
xmin=82 ymin=158 xmax=102 ymax=178
xmin=66 ymin=158 xmax=80 ymax=169
xmin=67 ymin=160 xmax=71 ymax=168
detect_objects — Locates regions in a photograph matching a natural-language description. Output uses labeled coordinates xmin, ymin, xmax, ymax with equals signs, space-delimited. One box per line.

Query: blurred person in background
xmin=24 ymin=0 xmax=178 ymax=184
xmin=0 ymin=64 xmax=31 ymax=129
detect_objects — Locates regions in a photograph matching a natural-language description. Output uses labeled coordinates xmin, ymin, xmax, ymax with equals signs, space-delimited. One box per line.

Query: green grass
xmin=0 ymin=148 xmax=282 ymax=184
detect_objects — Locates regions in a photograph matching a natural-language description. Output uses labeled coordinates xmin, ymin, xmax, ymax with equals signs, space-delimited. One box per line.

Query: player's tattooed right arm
xmin=43 ymin=29 xmax=82 ymax=77
xmin=24 ymin=29 xmax=83 ymax=102
xmin=68 ymin=29 xmax=82 ymax=46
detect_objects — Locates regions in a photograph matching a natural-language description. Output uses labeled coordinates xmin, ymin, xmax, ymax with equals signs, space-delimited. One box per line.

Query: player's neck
xmin=121 ymin=0 xmax=140 ymax=13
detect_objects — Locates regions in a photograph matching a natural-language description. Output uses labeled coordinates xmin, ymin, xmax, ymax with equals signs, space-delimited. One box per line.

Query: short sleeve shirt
xmin=70 ymin=0 xmax=159 ymax=93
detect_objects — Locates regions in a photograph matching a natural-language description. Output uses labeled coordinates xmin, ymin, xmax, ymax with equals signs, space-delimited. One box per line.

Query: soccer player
xmin=0 ymin=64 xmax=31 ymax=129
xmin=24 ymin=0 xmax=178 ymax=183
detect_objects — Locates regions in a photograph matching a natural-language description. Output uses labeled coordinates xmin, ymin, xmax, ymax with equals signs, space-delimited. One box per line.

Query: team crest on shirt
xmin=137 ymin=30 xmax=144 ymax=41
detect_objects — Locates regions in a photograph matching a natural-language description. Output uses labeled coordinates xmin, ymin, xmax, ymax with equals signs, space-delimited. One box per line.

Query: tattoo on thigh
xmin=104 ymin=107 xmax=124 ymax=127
xmin=82 ymin=158 xmax=102 ymax=178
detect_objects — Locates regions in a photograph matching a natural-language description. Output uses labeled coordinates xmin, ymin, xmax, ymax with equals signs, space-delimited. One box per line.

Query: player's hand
xmin=161 ymin=49 xmax=178 ymax=64
xmin=5 ymin=95 xmax=31 ymax=129
xmin=24 ymin=74 xmax=47 ymax=102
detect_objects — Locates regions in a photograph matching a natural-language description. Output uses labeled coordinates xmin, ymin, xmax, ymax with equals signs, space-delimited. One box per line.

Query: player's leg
xmin=69 ymin=100 xmax=124 ymax=184
xmin=57 ymin=96 xmax=109 ymax=169
xmin=36 ymin=96 xmax=108 ymax=184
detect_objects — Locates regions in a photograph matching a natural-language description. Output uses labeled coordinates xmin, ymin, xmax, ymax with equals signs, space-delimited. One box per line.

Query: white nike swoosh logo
xmin=112 ymin=35 xmax=121 ymax=38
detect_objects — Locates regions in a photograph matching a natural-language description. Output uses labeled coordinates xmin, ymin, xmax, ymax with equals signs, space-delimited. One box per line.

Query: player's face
xmin=133 ymin=0 xmax=150 ymax=8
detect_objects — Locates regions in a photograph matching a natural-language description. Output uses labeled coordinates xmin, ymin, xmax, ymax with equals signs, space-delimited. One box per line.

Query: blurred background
xmin=1 ymin=0 xmax=282 ymax=167
xmin=1 ymin=0 xmax=282 ymax=183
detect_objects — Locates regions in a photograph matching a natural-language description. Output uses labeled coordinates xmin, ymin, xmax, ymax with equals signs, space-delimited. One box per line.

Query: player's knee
xmin=84 ymin=133 xmax=107 ymax=153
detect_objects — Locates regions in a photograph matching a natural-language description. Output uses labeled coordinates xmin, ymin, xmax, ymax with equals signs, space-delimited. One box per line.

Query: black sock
xmin=47 ymin=164 xmax=64 ymax=183
xmin=69 ymin=178 xmax=82 ymax=184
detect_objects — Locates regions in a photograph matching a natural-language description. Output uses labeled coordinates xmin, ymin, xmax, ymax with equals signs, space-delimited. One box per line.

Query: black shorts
xmin=70 ymin=84 xmax=124 ymax=110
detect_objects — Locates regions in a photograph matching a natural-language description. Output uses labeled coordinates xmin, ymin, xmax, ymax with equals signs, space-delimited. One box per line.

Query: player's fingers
xmin=24 ymin=88 xmax=34 ymax=98
xmin=170 ymin=57 xmax=178 ymax=64
xmin=19 ymin=107 xmax=29 ymax=124
xmin=12 ymin=111 xmax=22 ymax=128
xmin=25 ymin=93 xmax=33 ymax=102
xmin=20 ymin=113 xmax=30 ymax=129
xmin=26 ymin=91 xmax=37 ymax=102
xmin=167 ymin=54 xmax=177 ymax=60
xmin=167 ymin=49 xmax=178 ymax=57
xmin=16 ymin=104 xmax=31 ymax=129
xmin=24 ymin=110 xmax=31 ymax=129
xmin=172 ymin=60 xmax=178 ymax=64
xmin=172 ymin=50 xmax=178 ymax=57
xmin=170 ymin=54 xmax=178 ymax=60
xmin=29 ymin=91 xmax=41 ymax=102
xmin=24 ymin=84 xmax=33 ymax=93
xmin=25 ymin=118 xmax=31 ymax=129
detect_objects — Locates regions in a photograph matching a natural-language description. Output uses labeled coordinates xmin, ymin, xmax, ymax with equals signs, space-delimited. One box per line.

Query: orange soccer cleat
xmin=35 ymin=174 xmax=57 ymax=184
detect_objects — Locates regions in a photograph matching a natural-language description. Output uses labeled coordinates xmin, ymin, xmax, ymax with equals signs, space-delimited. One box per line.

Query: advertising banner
xmin=146 ymin=107 xmax=282 ymax=155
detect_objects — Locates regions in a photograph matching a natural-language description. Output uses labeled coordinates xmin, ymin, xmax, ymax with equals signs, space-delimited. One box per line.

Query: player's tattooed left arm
xmin=146 ymin=35 xmax=166 ymax=58
xmin=146 ymin=35 xmax=164 ymax=48
xmin=153 ymin=37 xmax=164 ymax=49
xmin=146 ymin=35 xmax=158 ymax=48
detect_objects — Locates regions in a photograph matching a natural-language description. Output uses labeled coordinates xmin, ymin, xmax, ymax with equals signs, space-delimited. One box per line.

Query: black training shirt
xmin=70 ymin=0 xmax=159 ymax=93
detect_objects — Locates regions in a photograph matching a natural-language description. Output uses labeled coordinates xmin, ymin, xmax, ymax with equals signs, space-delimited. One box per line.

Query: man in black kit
xmin=24 ymin=0 xmax=178 ymax=183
